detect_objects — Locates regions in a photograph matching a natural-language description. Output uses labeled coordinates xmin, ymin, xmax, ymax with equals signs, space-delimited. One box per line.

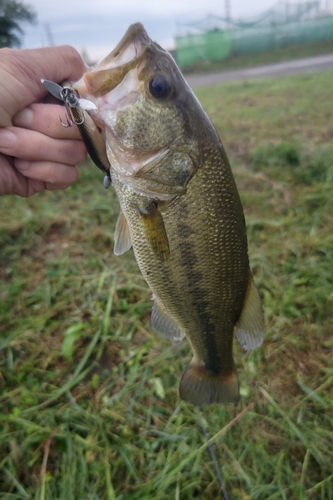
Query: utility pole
xmin=225 ymin=0 xmax=231 ymax=29
xmin=44 ymin=23 xmax=54 ymax=47
xmin=285 ymin=1 xmax=289 ymax=22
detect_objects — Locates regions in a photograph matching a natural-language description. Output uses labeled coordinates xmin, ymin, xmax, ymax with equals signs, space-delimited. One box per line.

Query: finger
xmin=0 ymin=153 xmax=79 ymax=196
xmin=0 ymin=127 xmax=87 ymax=165
xmin=14 ymin=159 xmax=79 ymax=188
xmin=13 ymin=103 xmax=83 ymax=140
xmin=0 ymin=46 xmax=87 ymax=122
xmin=36 ymin=45 xmax=87 ymax=89
xmin=0 ymin=154 xmax=47 ymax=197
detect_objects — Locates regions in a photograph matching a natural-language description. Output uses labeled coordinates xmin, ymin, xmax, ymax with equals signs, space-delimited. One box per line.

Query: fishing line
xmin=195 ymin=408 xmax=230 ymax=500
xmin=174 ymin=343 xmax=229 ymax=500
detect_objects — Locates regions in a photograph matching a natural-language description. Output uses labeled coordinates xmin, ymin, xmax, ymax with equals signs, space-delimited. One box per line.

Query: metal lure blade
xmin=42 ymin=79 xmax=97 ymax=111
xmin=41 ymin=79 xmax=64 ymax=101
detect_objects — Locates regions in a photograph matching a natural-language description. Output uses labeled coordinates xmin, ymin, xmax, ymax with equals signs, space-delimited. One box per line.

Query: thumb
xmin=0 ymin=46 xmax=87 ymax=120
xmin=30 ymin=45 xmax=87 ymax=88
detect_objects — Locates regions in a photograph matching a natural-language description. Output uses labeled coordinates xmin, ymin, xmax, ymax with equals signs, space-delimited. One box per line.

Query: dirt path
xmin=185 ymin=53 xmax=333 ymax=88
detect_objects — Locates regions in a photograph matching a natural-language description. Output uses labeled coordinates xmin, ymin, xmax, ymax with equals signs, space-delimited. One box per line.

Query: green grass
xmin=182 ymin=39 xmax=333 ymax=74
xmin=1 ymin=71 xmax=333 ymax=499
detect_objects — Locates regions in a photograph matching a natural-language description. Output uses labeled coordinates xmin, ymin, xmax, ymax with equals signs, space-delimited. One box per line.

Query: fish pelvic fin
xmin=179 ymin=363 xmax=239 ymax=406
xmin=138 ymin=202 xmax=170 ymax=261
xmin=114 ymin=210 xmax=132 ymax=255
xmin=236 ymin=274 xmax=265 ymax=351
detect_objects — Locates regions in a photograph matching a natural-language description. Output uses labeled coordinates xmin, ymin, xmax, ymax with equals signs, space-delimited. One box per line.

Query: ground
xmin=0 ymin=71 xmax=333 ymax=499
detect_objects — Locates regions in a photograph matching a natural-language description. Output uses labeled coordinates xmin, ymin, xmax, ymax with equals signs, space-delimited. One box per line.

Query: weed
xmin=1 ymin=71 xmax=333 ymax=499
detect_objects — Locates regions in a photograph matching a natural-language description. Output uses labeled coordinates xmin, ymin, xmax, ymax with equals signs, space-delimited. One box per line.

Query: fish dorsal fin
xmin=151 ymin=299 xmax=185 ymax=341
xmin=138 ymin=202 xmax=170 ymax=261
xmin=236 ymin=275 xmax=265 ymax=351
xmin=114 ymin=210 xmax=132 ymax=255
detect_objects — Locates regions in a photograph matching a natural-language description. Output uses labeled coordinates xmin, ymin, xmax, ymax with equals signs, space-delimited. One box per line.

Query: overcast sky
xmin=20 ymin=0 xmax=331 ymax=62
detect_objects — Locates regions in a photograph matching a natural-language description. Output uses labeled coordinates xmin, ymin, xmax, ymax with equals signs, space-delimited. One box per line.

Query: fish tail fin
xmin=179 ymin=363 xmax=239 ymax=406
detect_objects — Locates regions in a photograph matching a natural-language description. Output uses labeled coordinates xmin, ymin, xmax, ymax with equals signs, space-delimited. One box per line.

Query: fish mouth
xmin=75 ymin=23 xmax=150 ymax=100
xmin=95 ymin=23 xmax=149 ymax=73
xmin=73 ymin=24 xmax=174 ymax=184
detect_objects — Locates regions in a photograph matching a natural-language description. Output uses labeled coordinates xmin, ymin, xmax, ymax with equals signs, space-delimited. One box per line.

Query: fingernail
xmin=13 ymin=107 xmax=33 ymax=128
xmin=0 ymin=129 xmax=16 ymax=149
xmin=15 ymin=159 xmax=30 ymax=170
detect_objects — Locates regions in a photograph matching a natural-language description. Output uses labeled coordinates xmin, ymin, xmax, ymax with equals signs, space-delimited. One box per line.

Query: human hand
xmin=0 ymin=46 xmax=88 ymax=197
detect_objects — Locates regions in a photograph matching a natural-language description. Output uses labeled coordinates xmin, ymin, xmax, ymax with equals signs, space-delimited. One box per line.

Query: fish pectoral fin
xmin=114 ymin=210 xmax=132 ymax=255
xmin=236 ymin=274 xmax=265 ymax=351
xmin=179 ymin=363 xmax=239 ymax=406
xmin=151 ymin=300 xmax=185 ymax=341
xmin=138 ymin=202 xmax=170 ymax=261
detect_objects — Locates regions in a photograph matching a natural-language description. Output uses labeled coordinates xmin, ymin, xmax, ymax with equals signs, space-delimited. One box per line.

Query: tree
xmin=0 ymin=0 xmax=36 ymax=48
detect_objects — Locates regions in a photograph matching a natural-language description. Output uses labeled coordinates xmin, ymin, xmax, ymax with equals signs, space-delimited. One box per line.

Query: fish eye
xmin=149 ymin=75 xmax=171 ymax=99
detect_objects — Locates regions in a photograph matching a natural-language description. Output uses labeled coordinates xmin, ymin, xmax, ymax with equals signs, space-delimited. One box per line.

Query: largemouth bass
xmin=73 ymin=23 xmax=265 ymax=406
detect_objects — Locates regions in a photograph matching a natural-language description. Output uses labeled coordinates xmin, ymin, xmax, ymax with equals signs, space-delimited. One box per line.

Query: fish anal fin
xmin=114 ymin=210 xmax=132 ymax=255
xmin=236 ymin=274 xmax=265 ymax=351
xmin=138 ymin=202 xmax=170 ymax=261
xmin=179 ymin=363 xmax=239 ymax=406
xmin=151 ymin=300 xmax=185 ymax=341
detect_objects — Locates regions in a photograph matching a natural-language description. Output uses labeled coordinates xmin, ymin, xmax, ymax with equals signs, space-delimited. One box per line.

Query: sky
xmin=20 ymin=0 xmax=331 ymax=62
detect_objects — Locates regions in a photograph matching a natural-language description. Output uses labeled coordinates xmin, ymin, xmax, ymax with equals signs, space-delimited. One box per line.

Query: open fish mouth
xmin=93 ymin=23 xmax=149 ymax=75
xmin=74 ymin=23 xmax=149 ymax=106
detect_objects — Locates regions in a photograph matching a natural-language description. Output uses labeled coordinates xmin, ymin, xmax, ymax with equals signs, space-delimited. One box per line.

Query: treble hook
xmin=41 ymin=78 xmax=110 ymax=178
xmin=59 ymin=87 xmax=84 ymax=128
xmin=59 ymin=106 xmax=73 ymax=128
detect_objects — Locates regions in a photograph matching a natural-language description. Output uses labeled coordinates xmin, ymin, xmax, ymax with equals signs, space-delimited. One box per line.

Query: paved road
xmin=186 ymin=53 xmax=333 ymax=88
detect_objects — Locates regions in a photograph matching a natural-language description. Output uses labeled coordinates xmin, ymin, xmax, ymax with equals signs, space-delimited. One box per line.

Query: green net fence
xmin=175 ymin=7 xmax=333 ymax=67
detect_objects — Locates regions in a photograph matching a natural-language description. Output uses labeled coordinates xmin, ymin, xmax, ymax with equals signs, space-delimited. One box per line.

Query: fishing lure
xmin=41 ymin=79 xmax=112 ymax=188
